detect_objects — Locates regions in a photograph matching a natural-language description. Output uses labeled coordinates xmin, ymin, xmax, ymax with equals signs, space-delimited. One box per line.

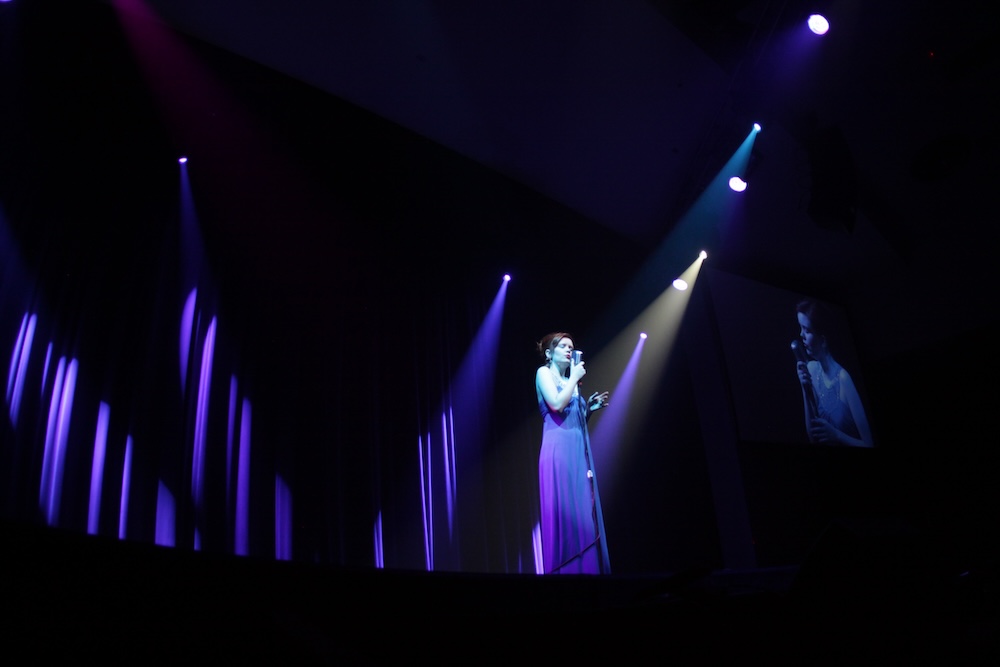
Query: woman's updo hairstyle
xmin=536 ymin=332 xmax=573 ymax=364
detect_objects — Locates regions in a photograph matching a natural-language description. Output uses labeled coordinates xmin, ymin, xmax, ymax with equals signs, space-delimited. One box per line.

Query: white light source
xmin=753 ymin=123 xmax=762 ymax=132
xmin=178 ymin=156 xmax=188 ymax=164
xmin=639 ymin=333 xmax=647 ymax=340
xmin=503 ymin=274 xmax=511 ymax=282
xmin=729 ymin=176 xmax=748 ymax=192
xmin=808 ymin=14 xmax=829 ymax=35
xmin=699 ymin=250 xmax=708 ymax=260
xmin=672 ymin=278 xmax=689 ymax=291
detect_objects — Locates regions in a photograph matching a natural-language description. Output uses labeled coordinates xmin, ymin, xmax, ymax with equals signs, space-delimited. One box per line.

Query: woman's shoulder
xmin=536 ymin=366 xmax=561 ymax=386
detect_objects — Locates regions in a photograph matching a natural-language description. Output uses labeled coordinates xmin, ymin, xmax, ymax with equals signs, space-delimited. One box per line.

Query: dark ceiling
xmin=117 ymin=0 xmax=997 ymax=358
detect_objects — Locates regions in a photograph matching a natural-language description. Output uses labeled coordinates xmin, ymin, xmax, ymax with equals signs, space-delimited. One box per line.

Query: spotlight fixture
xmin=808 ymin=14 xmax=829 ymax=35
xmin=729 ymin=176 xmax=748 ymax=192
xmin=178 ymin=156 xmax=188 ymax=164
xmin=672 ymin=278 xmax=689 ymax=291
xmin=753 ymin=123 xmax=762 ymax=132
xmin=639 ymin=333 xmax=648 ymax=340
xmin=699 ymin=250 xmax=708 ymax=260
xmin=503 ymin=274 xmax=511 ymax=282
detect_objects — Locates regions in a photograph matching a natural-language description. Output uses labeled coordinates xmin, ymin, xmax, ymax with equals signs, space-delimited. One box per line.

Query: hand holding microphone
xmin=791 ymin=338 xmax=818 ymax=416
xmin=570 ymin=350 xmax=586 ymax=383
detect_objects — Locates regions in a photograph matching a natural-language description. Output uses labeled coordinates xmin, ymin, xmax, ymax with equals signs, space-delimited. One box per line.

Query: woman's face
xmin=797 ymin=312 xmax=820 ymax=356
xmin=548 ymin=337 xmax=575 ymax=367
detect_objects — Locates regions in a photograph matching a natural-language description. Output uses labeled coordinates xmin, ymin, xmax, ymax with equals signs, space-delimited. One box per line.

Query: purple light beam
xmin=275 ymin=475 xmax=292 ymax=560
xmin=119 ymin=436 xmax=133 ymax=540
xmin=235 ymin=398 xmax=251 ymax=556
xmin=88 ymin=402 xmax=111 ymax=535
xmin=6 ymin=313 xmax=36 ymax=428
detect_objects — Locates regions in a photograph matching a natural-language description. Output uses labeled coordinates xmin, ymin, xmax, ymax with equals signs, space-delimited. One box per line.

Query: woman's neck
xmin=816 ymin=352 xmax=837 ymax=376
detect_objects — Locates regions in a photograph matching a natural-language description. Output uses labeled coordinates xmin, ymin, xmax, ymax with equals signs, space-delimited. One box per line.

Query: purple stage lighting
xmin=7 ymin=313 xmax=37 ymax=428
xmin=235 ymin=399 xmax=252 ymax=556
xmin=418 ymin=434 xmax=434 ymax=571
xmin=40 ymin=357 xmax=78 ymax=527
xmin=156 ymin=481 xmax=175 ymax=547
xmin=729 ymin=177 xmax=748 ymax=192
xmin=88 ymin=403 xmax=112 ymax=535
xmin=374 ymin=511 xmax=385 ymax=569
xmin=178 ymin=156 xmax=188 ymax=164
xmin=503 ymin=274 xmax=511 ymax=282
xmin=180 ymin=289 xmax=197 ymax=391
xmin=275 ymin=475 xmax=292 ymax=560
xmin=640 ymin=333 xmax=648 ymax=340
xmin=443 ymin=409 xmax=457 ymax=536
xmin=119 ymin=436 xmax=133 ymax=540
xmin=532 ymin=523 xmax=544 ymax=575
xmin=192 ymin=317 xmax=217 ymax=526
xmin=808 ymin=14 xmax=829 ymax=35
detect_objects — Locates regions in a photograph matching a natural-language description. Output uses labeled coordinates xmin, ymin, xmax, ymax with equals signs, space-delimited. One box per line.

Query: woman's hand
xmin=808 ymin=417 xmax=838 ymax=444
xmin=588 ymin=391 xmax=609 ymax=412
xmin=796 ymin=361 xmax=811 ymax=387
xmin=570 ymin=358 xmax=587 ymax=383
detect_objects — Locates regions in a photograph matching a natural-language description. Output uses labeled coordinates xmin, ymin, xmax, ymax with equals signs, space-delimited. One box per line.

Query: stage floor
xmin=3 ymin=519 xmax=996 ymax=664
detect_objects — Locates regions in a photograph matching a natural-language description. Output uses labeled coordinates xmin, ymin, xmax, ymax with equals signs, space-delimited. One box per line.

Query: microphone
xmin=790 ymin=338 xmax=809 ymax=365
xmin=791 ymin=339 xmax=818 ymax=416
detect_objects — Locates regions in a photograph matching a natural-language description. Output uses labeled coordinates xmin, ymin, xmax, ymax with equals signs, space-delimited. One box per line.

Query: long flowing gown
xmin=538 ymin=376 xmax=610 ymax=574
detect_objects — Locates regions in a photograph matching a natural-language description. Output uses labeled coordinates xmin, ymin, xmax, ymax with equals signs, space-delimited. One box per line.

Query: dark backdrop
xmin=1 ymin=0 xmax=995 ymax=577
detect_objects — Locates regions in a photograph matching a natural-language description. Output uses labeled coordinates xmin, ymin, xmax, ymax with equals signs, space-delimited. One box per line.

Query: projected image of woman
xmin=795 ymin=300 xmax=874 ymax=448
xmin=535 ymin=332 xmax=611 ymax=574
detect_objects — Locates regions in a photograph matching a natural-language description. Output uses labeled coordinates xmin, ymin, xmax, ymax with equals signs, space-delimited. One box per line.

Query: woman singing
xmin=795 ymin=300 xmax=874 ymax=447
xmin=535 ymin=332 xmax=611 ymax=574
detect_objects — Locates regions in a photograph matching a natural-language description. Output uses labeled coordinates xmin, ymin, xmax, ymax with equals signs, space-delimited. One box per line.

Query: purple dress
xmin=538 ymin=376 xmax=610 ymax=574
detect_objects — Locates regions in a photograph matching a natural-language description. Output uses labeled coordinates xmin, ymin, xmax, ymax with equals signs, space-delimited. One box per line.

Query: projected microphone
xmin=791 ymin=338 xmax=818 ymax=417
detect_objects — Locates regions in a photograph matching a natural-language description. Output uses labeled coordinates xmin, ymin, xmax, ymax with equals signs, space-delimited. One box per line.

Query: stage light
xmin=178 ymin=156 xmax=188 ymax=164
xmin=639 ymin=333 xmax=647 ymax=340
xmin=808 ymin=14 xmax=829 ymax=35
xmin=503 ymin=274 xmax=511 ymax=282
xmin=753 ymin=123 xmax=762 ymax=132
xmin=672 ymin=278 xmax=689 ymax=291
xmin=699 ymin=250 xmax=708 ymax=260
xmin=729 ymin=176 xmax=748 ymax=192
